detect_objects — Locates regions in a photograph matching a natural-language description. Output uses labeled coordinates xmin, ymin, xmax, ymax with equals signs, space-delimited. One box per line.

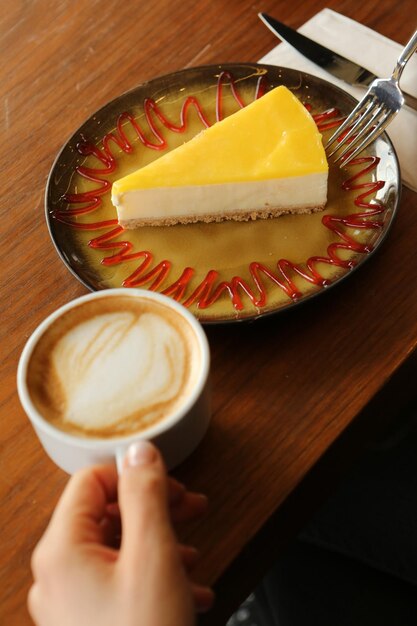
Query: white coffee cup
xmin=17 ymin=289 xmax=211 ymax=474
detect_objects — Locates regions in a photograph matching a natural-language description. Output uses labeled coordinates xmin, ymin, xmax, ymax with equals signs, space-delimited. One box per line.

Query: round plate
xmin=46 ymin=64 xmax=400 ymax=324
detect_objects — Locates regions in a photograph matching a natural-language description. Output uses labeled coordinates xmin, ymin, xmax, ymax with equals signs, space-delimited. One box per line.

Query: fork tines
xmin=326 ymin=29 xmax=417 ymax=167
xmin=326 ymin=83 xmax=401 ymax=166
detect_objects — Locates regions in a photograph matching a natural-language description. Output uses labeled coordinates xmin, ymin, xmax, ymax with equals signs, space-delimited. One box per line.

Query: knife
xmin=259 ymin=13 xmax=417 ymax=112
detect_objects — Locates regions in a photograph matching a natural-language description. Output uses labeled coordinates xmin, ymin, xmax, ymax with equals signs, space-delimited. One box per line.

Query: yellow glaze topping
xmin=112 ymin=86 xmax=328 ymax=193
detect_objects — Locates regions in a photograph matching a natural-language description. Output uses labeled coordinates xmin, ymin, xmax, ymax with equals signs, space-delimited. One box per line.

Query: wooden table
xmin=1 ymin=1 xmax=416 ymax=624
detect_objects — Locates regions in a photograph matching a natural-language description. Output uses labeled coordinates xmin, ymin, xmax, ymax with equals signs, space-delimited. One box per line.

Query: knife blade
xmin=259 ymin=13 xmax=417 ymax=111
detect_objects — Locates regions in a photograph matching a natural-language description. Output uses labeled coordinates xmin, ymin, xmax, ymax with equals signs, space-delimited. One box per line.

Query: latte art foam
xmin=27 ymin=297 xmax=200 ymax=438
xmin=53 ymin=311 xmax=189 ymax=431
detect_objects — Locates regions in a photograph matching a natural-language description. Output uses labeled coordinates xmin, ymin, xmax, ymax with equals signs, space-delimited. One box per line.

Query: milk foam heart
xmin=52 ymin=311 xmax=188 ymax=431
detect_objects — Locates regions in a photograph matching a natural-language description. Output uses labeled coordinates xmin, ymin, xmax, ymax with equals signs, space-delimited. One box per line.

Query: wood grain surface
xmin=1 ymin=1 xmax=416 ymax=624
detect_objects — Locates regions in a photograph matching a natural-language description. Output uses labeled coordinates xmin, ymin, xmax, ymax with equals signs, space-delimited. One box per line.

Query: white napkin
xmin=259 ymin=9 xmax=417 ymax=191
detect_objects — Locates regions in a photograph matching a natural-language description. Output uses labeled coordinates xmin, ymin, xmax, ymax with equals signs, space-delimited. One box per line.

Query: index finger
xmin=46 ymin=464 xmax=118 ymax=544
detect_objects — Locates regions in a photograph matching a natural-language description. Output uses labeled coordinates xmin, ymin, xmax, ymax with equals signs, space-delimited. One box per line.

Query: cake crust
xmin=120 ymin=204 xmax=326 ymax=229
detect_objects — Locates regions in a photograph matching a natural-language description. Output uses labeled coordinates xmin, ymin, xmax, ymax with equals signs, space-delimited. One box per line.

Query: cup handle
xmin=115 ymin=445 xmax=128 ymax=475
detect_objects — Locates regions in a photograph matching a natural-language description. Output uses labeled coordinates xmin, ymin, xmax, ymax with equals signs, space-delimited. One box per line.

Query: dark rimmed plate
xmin=46 ymin=64 xmax=400 ymax=324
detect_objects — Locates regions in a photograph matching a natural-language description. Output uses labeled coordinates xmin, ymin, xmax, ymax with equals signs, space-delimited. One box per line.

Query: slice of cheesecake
xmin=111 ymin=85 xmax=328 ymax=228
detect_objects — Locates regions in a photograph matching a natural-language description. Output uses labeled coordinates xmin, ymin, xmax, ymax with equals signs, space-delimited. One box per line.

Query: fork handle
xmin=392 ymin=30 xmax=417 ymax=82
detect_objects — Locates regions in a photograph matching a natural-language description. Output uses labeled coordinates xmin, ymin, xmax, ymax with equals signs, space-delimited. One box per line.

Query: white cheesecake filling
xmin=112 ymin=173 xmax=328 ymax=223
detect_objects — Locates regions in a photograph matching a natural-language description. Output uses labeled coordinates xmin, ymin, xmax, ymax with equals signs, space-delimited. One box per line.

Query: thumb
xmin=118 ymin=441 xmax=175 ymax=564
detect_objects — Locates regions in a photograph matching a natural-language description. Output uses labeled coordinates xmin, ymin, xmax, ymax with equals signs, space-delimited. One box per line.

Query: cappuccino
xmin=26 ymin=295 xmax=201 ymax=439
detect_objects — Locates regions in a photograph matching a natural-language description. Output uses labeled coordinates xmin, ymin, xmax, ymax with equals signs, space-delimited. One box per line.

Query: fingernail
xmin=195 ymin=493 xmax=209 ymax=507
xmin=126 ymin=441 xmax=156 ymax=467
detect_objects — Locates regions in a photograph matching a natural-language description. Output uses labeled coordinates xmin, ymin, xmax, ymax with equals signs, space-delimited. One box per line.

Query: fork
xmin=326 ymin=29 xmax=417 ymax=166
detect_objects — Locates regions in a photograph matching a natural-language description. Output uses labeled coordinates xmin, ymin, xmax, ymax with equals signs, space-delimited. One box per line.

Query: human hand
xmin=28 ymin=441 xmax=214 ymax=626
